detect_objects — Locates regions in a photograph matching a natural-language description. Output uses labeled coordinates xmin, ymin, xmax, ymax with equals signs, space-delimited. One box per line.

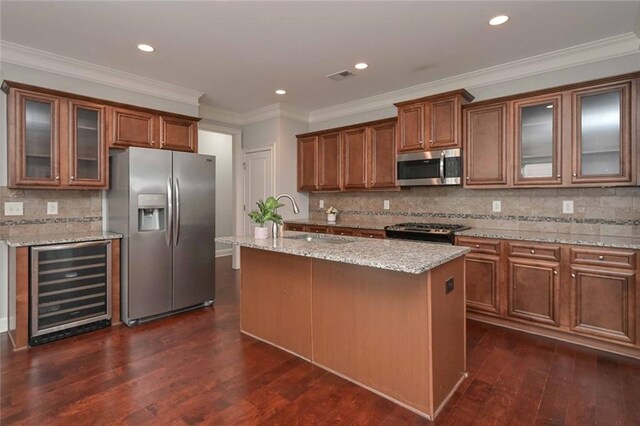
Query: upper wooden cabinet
xmin=463 ymin=103 xmax=509 ymax=187
xmin=159 ymin=115 xmax=197 ymax=152
xmin=110 ymin=107 xmax=157 ymax=149
xmin=395 ymin=90 xmax=474 ymax=154
xmin=318 ymin=132 xmax=342 ymax=191
xmin=5 ymin=84 xmax=107 ymax=189
xmin=464 ymin=73 xmax=638 ymax=189
xmin=297 ymin=136 xmax=318 ymax=191
xmin=297 ymin=118 xmax=397 ymax=192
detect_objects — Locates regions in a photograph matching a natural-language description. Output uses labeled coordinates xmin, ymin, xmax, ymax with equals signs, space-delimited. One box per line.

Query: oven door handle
xmin=439 ymin=151 xmax=445 ymax=184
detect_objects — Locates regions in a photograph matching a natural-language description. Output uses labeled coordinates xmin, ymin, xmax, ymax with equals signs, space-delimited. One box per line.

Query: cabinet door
xmin=508 ymin=258 xmax=560 ymax=326
xmin=397 ymin=103 xmax=425 ymax=152
xmin=369 ymin=121 xmax=397 ymax=188
xmin=464 ymin=103 xmax=508 ymax=186
xmin=465 ymin=253 xmax=501 ymax=315
xmin=570 ymin=266 xmax=635 ymax=344
xmin=110 ymin=107 xmax=157 ymax=149
xmin=513 ymin=94 xmax=563 ymax=186
xmin=297 ymin=136 xmax=318 ymax=191
xmin=68 ymin=100 xmax=107 ymax=188
xmin=159 ymin=116 xmax=197 ymax=152
xmin=318 ymin=132 xmax=342 ymax=190
xmin=11 ymin=90 xmax=61 ymax=187
xmin=342 ymin=127 xmax=368 ymax=190
xmin=571 ymin=82 xmax=632 ymax=184
xmin=429 ymin=96 xmax=458 ymax=149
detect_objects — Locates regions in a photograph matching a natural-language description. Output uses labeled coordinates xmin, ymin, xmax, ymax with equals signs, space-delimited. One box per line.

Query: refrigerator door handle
xmin=175 ymin=177 xmax=181 ymax=246
xmin=166 ymin=177 xmax=173 ymax=247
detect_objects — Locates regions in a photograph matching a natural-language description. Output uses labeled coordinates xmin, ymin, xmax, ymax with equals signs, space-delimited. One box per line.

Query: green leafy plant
xmin=248 ymin=197 xmax=285 ymax=226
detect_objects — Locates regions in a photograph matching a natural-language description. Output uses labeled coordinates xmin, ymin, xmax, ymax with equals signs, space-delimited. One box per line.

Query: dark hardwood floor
xmin=2 ymin=256 xmax=640 ymax=425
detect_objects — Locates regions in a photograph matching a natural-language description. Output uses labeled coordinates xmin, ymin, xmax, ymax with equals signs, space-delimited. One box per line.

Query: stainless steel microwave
xmin=397 ymin=148 xmax=462 ymax=186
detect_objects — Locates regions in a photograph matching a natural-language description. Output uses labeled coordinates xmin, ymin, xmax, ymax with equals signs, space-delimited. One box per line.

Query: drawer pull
xmin=571 ymin=273 xmax=576 ymax=278
xmin=530 ymin=249 xmax=535 ymax=254
xmin=475 ymin=244 xmax=480 ymax=248
xmin=598 ymin=255 xmax=604 ymax=260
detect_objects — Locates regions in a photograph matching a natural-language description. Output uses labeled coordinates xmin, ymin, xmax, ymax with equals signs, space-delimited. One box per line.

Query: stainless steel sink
xmin=284 ymin=234 xmax=356 ymax=245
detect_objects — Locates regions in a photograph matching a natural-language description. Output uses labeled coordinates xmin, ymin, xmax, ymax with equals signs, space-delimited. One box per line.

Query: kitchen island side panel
xmin=311 ymin=259 xmax=432 ymax=415
xmin=240 ymin=247 xmax=313 ymax=359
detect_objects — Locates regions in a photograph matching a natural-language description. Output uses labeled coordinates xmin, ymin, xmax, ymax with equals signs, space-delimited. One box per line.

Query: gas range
xmin=384 ymin=222 xmax=470 ymax=244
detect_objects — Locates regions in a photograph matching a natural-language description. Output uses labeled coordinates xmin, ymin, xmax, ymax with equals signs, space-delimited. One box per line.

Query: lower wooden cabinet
xmin=283 ymin=223 xmax=386 ymax=239
xmin=465 ymin=253 xmax=501 ymax=315
xmin=569 ymin=265 xmax=636 ymax=344
xmin=507 ymin=258 xmax=561 ymax=326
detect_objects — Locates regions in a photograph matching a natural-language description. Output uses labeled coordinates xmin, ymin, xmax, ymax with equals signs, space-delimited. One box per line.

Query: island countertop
xmin=216 ymin=231 xmax=470 ymax=274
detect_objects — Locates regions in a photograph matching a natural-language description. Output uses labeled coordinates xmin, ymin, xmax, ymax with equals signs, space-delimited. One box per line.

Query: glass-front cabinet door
xmin=571 ymin=82 xmax=631 ymax=184
xmin=513 ymin=94 xmax=562 ymax=185
xmin=68 ymin=100 xmax=107 ymax=187
xmin=13 ymin=90 xmax=61 ymax=187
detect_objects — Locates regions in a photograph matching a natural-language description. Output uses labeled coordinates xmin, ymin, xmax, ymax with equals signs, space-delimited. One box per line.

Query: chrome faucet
xmin=272 ymin=193 xmax=300 ymax=238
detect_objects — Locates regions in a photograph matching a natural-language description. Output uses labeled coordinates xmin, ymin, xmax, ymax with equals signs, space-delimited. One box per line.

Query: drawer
xmin=357 ymin=229 xmax=386 ymax=239
xmin=456 ymin=237 xmax=501 ymax=255
xmin=508 ymin=242 xmax=560 ymax=262
xmin=305 ymin=225 xmax=330 ymax=234
xmin=329 ymin=227 xmax=358 ymax=236
xmin=570 ymin=247 xmax=636 ymax=270
xmin=284 ymin=223 xmax=306 ymax=232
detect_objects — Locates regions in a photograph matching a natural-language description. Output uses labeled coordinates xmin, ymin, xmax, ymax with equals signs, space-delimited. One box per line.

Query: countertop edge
xmin=2 ymin=232 xmax=124 ymax=247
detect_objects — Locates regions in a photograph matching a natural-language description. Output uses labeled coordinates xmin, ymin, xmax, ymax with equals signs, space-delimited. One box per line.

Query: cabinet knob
xmin=466 ymin=176 xmax=470 ymax=180
xmin=572 ymin=173 xmax=577 ymax=177
xmin=370 ymin=180 xmax=373 ymax=184
xmin=369 ymin=235 xmax=374 ymax=238
xmin=475 ymin=244 xmax=480 ymax=248
xmin=557 ymin=175 xmax=561 ymax=178
xmin=598 ymin=255 xmax=604 ymax=260
xmin=70 ymin=176 xmax=75 ymax=180
xmin=530 ymin=249 xmax=535 ymax=254
xmin=571 ymin=273 xmax=576 ymax=278
xmin=553 ymin=270 xmax=558 ymax=275
xmin=429 ymin=139 xmax=433 ymax=143
xmin=419 ymin=140 xmax=424 ymax=146
xmin=55 ymin=175 xmax=59 ymax=180
xmin=151 ymin=140 xmax=155 ymax=145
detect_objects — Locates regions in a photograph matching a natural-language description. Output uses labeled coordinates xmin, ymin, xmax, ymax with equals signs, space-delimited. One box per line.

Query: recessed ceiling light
xmin=489 ymin=15 xmax=509 ymax=26
xmin=137 ymin=44 xmax=155 ymax=52
xmin=275 ymin=89 xmax=286 ymax=95
xmin=355 ymin=62 xmax=368 ymax=70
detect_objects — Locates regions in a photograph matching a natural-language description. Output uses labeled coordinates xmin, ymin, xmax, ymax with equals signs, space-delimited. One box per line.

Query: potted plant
xmin=248 ymin=197 xmax=284 ymax=239
xmin=326 ymin=206 xmax=338 ymax=223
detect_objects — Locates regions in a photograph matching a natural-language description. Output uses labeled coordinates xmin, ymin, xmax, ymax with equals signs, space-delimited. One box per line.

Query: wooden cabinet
xmin=356 ymin=229 xmax=386 ymax=239
xmin=283 ymin=223 xmax=386 ymax=239
xmin=329 ymin=227 xmax=358 ymax=236
xmin=513 ymin=94 xmax=563 ymax=186
xmin=159 ymin=115 xmax=197 ymax=152
xmin=571 ymin=81 xmax=633 ymax=185
xmin=110 ymin=107 xmax=157 ymax=149
xmin=463 ymin=103 xmax=509 ymax=187
xmin=6 ymin=84 xmax=107 ymax=189
xmin=464 ymin=73 xmax=638 ymax=189
xmin=507 ymin=257 xmax=561 ymax=326
xmin=297 ymin=118 xmax=397 ymax=192
xmin=395 ymin=90 xmax=473 ymax=154
xmin=318 ymin=132 xmax=342 ymax=190
xmin=297 ymin=136 xmax=318 ymax=191
xmin=457 ymin=237 xmax=501 ymax=315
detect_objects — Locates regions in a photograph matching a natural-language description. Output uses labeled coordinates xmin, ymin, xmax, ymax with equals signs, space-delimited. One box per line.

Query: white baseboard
xmin=216 ymin=248 xmax=233 ymax=258
xmin=0 ymin=317 xmax=7 ymax=333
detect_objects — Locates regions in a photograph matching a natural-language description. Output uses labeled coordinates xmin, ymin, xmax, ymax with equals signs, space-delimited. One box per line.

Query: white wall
xmin=198 ymin=130 xmax=234 ymax=256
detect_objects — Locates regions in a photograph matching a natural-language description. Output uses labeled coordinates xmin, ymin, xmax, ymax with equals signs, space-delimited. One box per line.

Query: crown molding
xmin=199 ymin=104 xmax=243 ymax=126
xmin=199 ymin=102 xmax=309 ymax=126
xmin=308 ymin=32 xmax=640 ymax=123
xmin=0 ymin=40 xmax=203 ymax=106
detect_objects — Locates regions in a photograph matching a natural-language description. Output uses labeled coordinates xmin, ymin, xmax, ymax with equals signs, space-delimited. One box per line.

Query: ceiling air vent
xmin=327 ymin=70 xmax=355 ymax=81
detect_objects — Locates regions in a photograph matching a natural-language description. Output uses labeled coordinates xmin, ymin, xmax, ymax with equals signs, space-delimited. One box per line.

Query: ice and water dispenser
xmin=137 ymin=194 xmax=166 ymax=231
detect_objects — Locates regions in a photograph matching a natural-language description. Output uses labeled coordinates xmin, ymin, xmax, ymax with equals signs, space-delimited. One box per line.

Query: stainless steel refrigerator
xmin=107 ymin=147 xmax=215 ymax=326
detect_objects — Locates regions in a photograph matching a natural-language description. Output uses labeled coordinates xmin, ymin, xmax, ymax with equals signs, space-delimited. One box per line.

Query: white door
xmin=243 ymin=148 xmax=273 ymax=236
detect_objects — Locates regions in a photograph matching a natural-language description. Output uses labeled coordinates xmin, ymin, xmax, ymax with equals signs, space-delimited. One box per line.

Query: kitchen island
xmin=216 ymin=232 xmax=470 ymax=419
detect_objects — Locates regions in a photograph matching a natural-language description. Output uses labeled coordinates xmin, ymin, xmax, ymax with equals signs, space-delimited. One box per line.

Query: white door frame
xmin=198 ymin=121 xmax=243 ymax=269
xmin=242 ymin=143 xmax=277 ymax=232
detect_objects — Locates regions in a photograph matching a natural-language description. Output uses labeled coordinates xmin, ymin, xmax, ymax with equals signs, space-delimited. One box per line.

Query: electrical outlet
xmin=47 ymin=202 xmax=58 ymax=215
xmin=384 ymin=200 xmax=390 ymax=210
xmin=492 ymin=200 xmax=502 ymax=213
xmin=563 ymin=200 xmax=574 ymax=214
xmin=445 ymin=278 xmax=454 ymax=294
xmin=319 ymin=200 xmax=324 ymax=208
xmin=4 ymin=202 xmax=23 ymax=216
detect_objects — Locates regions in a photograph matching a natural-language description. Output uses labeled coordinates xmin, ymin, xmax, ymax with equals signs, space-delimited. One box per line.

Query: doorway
xmin=243 ymin=147 xmax=274 ymax=237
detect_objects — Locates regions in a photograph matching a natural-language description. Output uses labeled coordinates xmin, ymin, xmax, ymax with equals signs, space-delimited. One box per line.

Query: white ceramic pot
xmin=254 ymin=226 xmax=269 ymax=239
xmin=327 ymin=213 xmax=337 ymax=223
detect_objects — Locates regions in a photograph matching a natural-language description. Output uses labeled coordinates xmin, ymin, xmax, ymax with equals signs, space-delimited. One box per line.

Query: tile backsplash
xmin=309 ymin=187 xmax=640 ymax=237
xmin=0 ymin=187 xmax=102 ymax=237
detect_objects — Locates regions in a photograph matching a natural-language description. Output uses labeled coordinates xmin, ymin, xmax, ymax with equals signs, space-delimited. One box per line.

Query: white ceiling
xmin=1 ymin=1 xmax=639 ymax=114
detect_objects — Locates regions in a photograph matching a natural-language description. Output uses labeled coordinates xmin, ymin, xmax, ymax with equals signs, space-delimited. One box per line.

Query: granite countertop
xmin=285 ymin=218 xmax=394 ymax=230
xmin=216 ymin=231 xmax=470 ymax=274
xmin=457 ymin=228 xmax=640 ymax=250
xmin=1 ymin=231 xmax=123 ymax=247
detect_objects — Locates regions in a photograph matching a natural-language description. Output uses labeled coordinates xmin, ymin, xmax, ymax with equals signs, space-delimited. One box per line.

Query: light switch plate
xmin=492 ymin=200 xmax=502 ymax=213
xmin=383 ymin=200 xmax=390 ymax=210
xmin=47 ymin=201 xmax=58 ymax=215
xmin=4 ymin=202 xmax=23 ymax=216
xmin=319 ymin=200 xmax=324 ymax=208
xmin=563 ymin=200 xmax=574 ymax=214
